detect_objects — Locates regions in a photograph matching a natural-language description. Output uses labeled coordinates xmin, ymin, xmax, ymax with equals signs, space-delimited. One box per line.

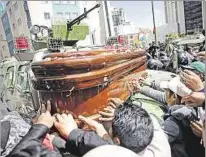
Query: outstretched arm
xmin=65 ymin=129 xmax=114 ymax=156
xmin=140 ymin=86 xmax=167 ymax=104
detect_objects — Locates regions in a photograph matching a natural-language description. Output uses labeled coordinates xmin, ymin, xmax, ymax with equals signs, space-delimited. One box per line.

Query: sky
xmin=110 ymin=1 xmax=166 ymax=29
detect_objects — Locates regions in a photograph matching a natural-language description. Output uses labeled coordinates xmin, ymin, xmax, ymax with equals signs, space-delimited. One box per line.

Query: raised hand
xmin=180 ymin=70 xmax=204 ymax=92
xmin=197 ymin=51 xmax=206 ymax=60
xmin=181 ymin=92 xmax=205 ymax=107
xmin=129 ymin=78 xmax=142 ymax=93
xmin=78 ymin=115 xmax=107 ymax=138
xmin=36 ymin=100 xmax=54 ymax=128
xmin=54 ymin=114 xmax=77 ymax=139
xmin=107 ymin=98 xmax=124 ymax=108
xmin=36 ymin=111 xmax=54 ymax=129
xmin=99 ymin=106 xmax=115 ymax=122
xmin=190 ymin=121 xmax=203 ymax=138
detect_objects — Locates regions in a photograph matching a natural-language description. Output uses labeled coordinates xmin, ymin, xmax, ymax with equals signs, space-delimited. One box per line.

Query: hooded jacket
xmin=7 ymin=124 xmax=62 ymax=157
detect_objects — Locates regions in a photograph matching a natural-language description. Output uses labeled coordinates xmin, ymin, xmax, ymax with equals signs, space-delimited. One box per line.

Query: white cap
xmin=160 ymin=76 xmax=192 ymax=97
xmin=83 ymin=145 xmax=139 ymax=157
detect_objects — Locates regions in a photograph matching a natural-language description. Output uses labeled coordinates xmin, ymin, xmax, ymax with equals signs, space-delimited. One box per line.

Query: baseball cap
xmin=181 ymin=61 xmax=205 ymax=74
xmin=160 ymin=76 xmax=192 ymax=97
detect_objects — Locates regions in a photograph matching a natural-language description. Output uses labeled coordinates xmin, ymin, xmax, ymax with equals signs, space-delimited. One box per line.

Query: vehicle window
xmin=5 ymin=66 xmax=14 ymax=88
xmin=17 ymin=65 xmax=27 ymax=90
xmin=0 ymin=68 xmax=3 ymax=88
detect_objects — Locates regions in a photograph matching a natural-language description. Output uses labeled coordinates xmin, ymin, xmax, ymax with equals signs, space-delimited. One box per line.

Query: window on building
xmin=65 ymin=12 xmax=71 ymax=20
xmin=44 ymin=12 xmax=50 ymax=20
xmin=8 ymin=41 xmax=14 ymax=55
xmin=5 ymin=66 xmax=14 ymax=88
xmin=17 ymin=18 xmax=22 ymax=26
xmin=2 ymin=46 xmax=5 ymax=52
xmin=12 ymin=23 xmax=16 ymax=29
xmin=55 ymin=1 xmax=62 ymax=4
xmin=57 ymin=12 xmax=63 ymax=16
xmin=14 ymin=2 xmax=18 ymax=10
xmin=82 ymin=1 xmax=86 ymax=5
xmin=73 ymin=12 xmax=78 ymax=18
xmin=42 ymin=1 xmax=48 ymax=4
xmin=17 ymin=65 xmax=28 ymax=91
xmin=0 ymin=51 xmax=3 ymax=61
xmin=68 ymin=1 xmax=76 ymax=5
xmin=5 ymin=28 xmax=11 ymax=35
xmin=9 ymin=8 xmax=12 ymax=15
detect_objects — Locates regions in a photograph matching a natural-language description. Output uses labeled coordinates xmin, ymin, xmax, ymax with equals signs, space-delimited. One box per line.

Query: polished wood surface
xmin=32 ymin=50 xmax=146 ymax=116
xmin=42 ymin=49 xmax=112 ymax=59
xmin=32 ymin=51 xmax=145 ymax=75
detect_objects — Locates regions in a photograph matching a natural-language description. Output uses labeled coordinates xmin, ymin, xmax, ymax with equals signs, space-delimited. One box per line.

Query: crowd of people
xmin=0 ymin=49 xmax=205 ymax=157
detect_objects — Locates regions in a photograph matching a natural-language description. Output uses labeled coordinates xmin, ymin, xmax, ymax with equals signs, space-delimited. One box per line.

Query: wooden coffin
xmin=31 ymin=49 xmax=146 ymax=117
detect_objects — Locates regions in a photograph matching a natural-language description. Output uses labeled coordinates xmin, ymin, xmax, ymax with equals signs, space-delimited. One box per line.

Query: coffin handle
xmin=66 ymin=86 xmax=75 ymax=97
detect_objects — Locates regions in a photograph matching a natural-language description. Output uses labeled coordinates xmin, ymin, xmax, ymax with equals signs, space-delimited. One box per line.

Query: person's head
xmin=165 ymin=89 xmax=182 ymax=106
xmin=178 ymin=52 xmax=189 ymax=65
xmin=181 ymin=61 xmax=205 ymax=81
xmin=160 ymin=76 xmax=192 ymax=106
xmin=83 ymin=145 xmax=140 ymax=157
xmin=112 ymin=103 xmax=154 ymax=153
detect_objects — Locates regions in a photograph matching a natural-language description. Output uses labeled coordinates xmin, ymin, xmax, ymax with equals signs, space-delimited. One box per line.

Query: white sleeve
xmin=139 ymin=115 xmax=171 ymax=157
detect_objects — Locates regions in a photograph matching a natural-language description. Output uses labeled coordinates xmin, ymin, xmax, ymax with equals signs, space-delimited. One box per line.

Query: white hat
xmin=160 ymin=76 xmax=192 ymax=97
xmin=83 ymin=145 xmax=139 ymax=157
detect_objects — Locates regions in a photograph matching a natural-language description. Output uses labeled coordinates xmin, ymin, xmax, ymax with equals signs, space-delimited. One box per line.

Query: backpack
xmin=128 ymin=93 xmax=167 ymax=125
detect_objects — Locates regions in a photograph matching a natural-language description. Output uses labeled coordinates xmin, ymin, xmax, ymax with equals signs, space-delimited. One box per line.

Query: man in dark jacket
xmin=162 ymin=105 xmax=205 ymax=157
xmin=53 ymin=113 xmax=114 ymax=156
xmin=7 ymin=109 xmax=113 ymax=157
xmin=8 ymin=110 xmax=62 ymax=157
xmin=52 ymin=103 xmax=154 ymax=156
xmin=148 ymin=41 xmax=159 ymax=59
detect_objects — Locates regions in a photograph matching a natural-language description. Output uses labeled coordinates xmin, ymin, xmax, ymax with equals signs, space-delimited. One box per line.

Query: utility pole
xmin=151 ymin=1 xmax=157 ymax=44
xmin=175 ymin=1 xmax=180 ymax=36
xmin=203 ymin=1 xmax=206 ymax=54
xmin=203 ymin=1 xmax=206 ymax=31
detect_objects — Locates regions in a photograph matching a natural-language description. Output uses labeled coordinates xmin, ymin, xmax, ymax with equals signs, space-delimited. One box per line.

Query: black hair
xmin=167 ymin=89 xmax=182 ymax=104
xmin=202 ymin=29 xmax=205 ymax=36
xmin=112 ymin=102 xmax=154 ymax=153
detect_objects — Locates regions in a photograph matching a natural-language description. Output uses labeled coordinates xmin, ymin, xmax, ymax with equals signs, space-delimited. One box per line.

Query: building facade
xmin=112 ymin=8 xmax=125 ymax=27
xmin=7 ymin=1 xmax=31 ymax=38
xmin=164 ymin=1 xmax=204 ymax=35
xmin=27 ymin=1 xmax=53 ymax=28
xmin=0 ymin=1 xmax=11 ymax=60
xmin=183 ymin=1 xmax=203 ymax=34
xmin=164 ymin=1 xmax=185 ymax=34
xmin=1 ymin=12 xmax=14 ymax=55
xmin=78 ymin=1 xmax=101 ymax=46
xmin=98 ymin=1 xmax=115 ymax=44
xmin=0 ymin=14 xmax=10 ymax=60
xmin=111 ymin=7 xmax=136 ymax=36
xmin=52 ymin=1 xmax=80 ymax=21
xmin=0 ymin=1 xmax=114 ymax=60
